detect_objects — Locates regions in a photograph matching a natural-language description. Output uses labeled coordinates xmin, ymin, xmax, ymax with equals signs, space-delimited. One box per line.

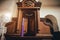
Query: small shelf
xmin=5 ymin=34 xmax=53 ymax=38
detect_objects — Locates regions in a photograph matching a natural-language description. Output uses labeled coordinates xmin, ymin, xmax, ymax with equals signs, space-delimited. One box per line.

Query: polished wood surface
xmin=5 ymin=0 xmax=52 ymax=37
xmin=5 ymin=18 xmax=51 ymax=35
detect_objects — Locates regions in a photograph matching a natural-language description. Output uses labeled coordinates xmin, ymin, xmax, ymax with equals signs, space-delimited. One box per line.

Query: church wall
xmin=40 ymin=7 xmax=60 ymax=31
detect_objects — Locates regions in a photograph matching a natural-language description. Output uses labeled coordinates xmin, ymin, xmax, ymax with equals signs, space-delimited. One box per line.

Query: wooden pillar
xmin=17 ymin=9 xmax=23 ymax=34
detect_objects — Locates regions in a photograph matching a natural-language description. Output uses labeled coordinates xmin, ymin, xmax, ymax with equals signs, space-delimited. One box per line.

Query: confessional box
xmin=5 ymin=0 xmax=52 ymax=39
xmin=16 ymin=0 xmax=41 ymax=36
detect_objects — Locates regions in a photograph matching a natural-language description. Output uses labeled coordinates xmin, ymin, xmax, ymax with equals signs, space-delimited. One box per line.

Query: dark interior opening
xmin=46 ymin=18 xmax=54 ymax=34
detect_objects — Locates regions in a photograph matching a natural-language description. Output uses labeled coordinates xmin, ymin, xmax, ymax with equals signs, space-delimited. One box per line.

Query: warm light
xmin=36 ymin=0 xmax=39 ymax=2
xmin=0 ymin=12 xmax=12 ymax=40
xmin=19 ymin=0 xmax=23 ymax=2
xmin=3 ymin=12 xmax=12 ymax=22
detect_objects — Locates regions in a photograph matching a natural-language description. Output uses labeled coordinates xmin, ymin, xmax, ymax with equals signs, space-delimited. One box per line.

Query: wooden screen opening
xmin=22 ymin=10 xmax=38 ymax=36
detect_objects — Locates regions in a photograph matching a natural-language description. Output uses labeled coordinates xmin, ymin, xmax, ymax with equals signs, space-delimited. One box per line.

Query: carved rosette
xmin=22 ymin=0 xmax=35 ymax=7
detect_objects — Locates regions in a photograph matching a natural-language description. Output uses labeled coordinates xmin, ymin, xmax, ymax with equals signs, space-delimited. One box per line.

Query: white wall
xmin=40 ymin=0 xmax=60 ymax=31
xmin=0 ymin=0 xmax=17 ymax=17
xmin=40 ymin=7 xmax=60 ymax=31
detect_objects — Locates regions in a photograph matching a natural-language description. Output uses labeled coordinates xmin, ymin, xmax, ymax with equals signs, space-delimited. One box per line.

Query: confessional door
xmin=17 ymin=9 xmax=39 ymax=36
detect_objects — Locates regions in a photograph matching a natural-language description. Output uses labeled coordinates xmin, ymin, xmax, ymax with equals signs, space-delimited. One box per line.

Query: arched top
xmin=45 ymin=15 xmax=57 ymax=24
xmin=45 ymin=15 xmax=59 ymax=32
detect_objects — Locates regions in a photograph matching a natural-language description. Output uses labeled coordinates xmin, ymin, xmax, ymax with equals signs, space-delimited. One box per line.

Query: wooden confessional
xmin=16 ymin=0 xmax=41 ymax=36
xmin=5 ymin=0 xmax=41 ymax=36
xmin=5 ymin=0 xmax=53 ymax=40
